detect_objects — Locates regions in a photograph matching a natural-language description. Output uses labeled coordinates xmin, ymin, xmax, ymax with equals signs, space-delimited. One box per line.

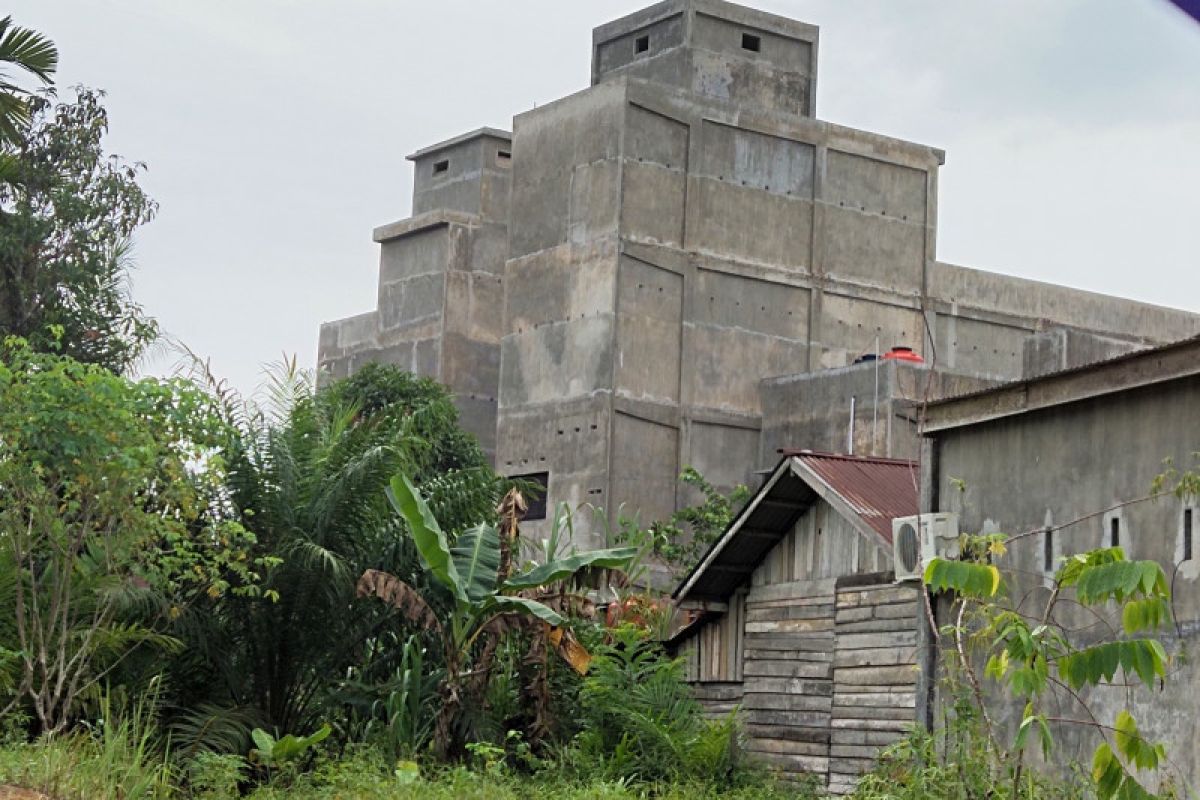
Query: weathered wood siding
xmin=740 ymin=576 xmax=836 ymax=776
xmin=679 ymin=499 xmax=918 ymax=791
xmin=828 ymin=580 xmax=920 ymax=794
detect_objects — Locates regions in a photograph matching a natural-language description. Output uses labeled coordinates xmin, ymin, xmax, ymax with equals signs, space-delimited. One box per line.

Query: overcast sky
xmin=12 ymin=1 xmax=1200 ymax=394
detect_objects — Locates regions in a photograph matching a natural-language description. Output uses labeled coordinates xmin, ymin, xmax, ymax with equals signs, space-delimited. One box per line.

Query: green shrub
xmin=570 ymin=625 xmax=754 ymax=785
xmin=185 ymin=752 xmax=246 ymax=798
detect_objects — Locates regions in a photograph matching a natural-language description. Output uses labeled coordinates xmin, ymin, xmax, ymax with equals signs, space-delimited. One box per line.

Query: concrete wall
xmin=759 ymin=361 xmax=996 ymax=465
xmin=318 ymin=0 xmax=1200 ymax=561
xmin=927 ymin=374 xmax=1200 ymax=787
xmin=591 ymin=0 xmax=819 ymax=117
xmin=318 ymin=129 xmax=512 ymax=461
xmin=496 ymin=72 xmax=950 ymax=544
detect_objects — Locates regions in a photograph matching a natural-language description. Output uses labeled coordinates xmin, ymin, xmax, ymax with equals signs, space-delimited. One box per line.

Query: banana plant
xmin=358 ymin=473 xmax=636 ymax=757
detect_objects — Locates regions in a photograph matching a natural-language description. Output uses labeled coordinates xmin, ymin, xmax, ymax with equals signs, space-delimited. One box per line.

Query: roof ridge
xmin=778 ymin=448 xmax=916 ymax=466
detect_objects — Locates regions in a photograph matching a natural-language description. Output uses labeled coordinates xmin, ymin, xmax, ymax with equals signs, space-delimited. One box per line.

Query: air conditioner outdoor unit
xmin=892 ymin=513 xmax=960 ymax=582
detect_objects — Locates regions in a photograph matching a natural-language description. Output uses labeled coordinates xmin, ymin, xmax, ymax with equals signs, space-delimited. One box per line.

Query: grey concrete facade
xmin=317 ymin=0 xmax=1200 ymax=547
xmin=318 ymin=128 xmax=511 ymax=458
xmin=920 ymin=336 xmax=1200 ymax=789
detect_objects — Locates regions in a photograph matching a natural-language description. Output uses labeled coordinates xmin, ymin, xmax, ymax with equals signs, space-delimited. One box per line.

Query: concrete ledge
xmin=372 ymin=209 xmax=479 ymax=244
xmin=923 ymin=335 xmax=1200 ymax=433
xmin=405 ymin=127 xmax=511 ymax=162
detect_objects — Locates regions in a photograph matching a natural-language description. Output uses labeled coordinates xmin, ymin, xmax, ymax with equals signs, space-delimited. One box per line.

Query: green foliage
xmin=925 ymin=522 xmax=1177 ymax=799
xmin=320 ymin=362 xmax=487 ymax=475
xmin=651 ymin=467 xmax=750 ymax=577
xmin=923 ymin=557 xmax=1001 ymax=598
xmin=361 ymin=477 xmax=636 ymax=757
xmin=0 ymin=15 xmax=57 ymax=148
xmin=0 ymin=340 xmax=263 ymax=732
xmin=0 ymin=691 xmax=173 ymax=799
xmin=850 ymin=715 xmax=1090 ymax=800
xmin=185 ymin=751 xmax=247 ymax=798
xmin=571 ymin=625 xmax=745 ymax=785
xmin=164 ymin=362 xmax=504 ymax=744
xmin=249 ymin=724 xmax=331 ymax=767
xmin=0 ymin=88 xmax=158 ymax=372
xmin=368 ymin=634 xmax=440 ymax=758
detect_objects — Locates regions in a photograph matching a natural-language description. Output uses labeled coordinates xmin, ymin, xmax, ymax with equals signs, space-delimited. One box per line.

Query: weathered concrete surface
xmin=317 ymin=129 xmax=511 ymax=460
xmin=923 ymin=339 xmax=1200 ymax=789
xmin=318 ymin=0 xmax=1200 ymax=558
xmin=592 ymin=0 xmax=819 ymax=118
xmin=759 ymin=361 xmax=996 ymax=466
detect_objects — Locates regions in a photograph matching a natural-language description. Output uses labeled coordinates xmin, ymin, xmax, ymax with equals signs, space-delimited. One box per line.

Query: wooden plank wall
xmin=739 ymin=577 xmax=837 ymax=777
xmin=828 ymin=579 xmax=921 ymax=794
xmin=680 ymin=499 xmax=918 ymax=790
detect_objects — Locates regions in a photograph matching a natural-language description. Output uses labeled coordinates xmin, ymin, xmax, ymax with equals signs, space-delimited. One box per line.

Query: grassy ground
xmin=0 ymin=740 xmax=816 ymax=800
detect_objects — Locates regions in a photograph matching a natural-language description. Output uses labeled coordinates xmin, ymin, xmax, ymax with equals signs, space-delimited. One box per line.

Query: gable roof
xmin=672 ymin=451 xmax=918 ymax=604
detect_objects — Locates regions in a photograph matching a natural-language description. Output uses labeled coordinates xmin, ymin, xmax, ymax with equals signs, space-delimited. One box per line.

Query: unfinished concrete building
xmin=318 ymin=0 xmax=1200 ymax=545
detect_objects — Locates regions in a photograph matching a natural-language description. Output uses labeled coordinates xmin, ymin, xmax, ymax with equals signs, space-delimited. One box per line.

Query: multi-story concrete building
xmin=318 ymin=0 xmax=1199 ymax=545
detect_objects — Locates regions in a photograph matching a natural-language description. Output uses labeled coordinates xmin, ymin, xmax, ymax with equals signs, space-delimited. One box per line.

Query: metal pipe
xmin=848 ymin=396 xmax=856 ymax=455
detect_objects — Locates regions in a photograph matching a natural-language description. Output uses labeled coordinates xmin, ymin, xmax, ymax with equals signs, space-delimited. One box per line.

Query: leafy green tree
xmin=0 ymin=15 xmax=57 ymax=148
xmin=0 ymin=88 xmax=157 ymax=372
xmin=165 ymin=363 xmax=503 ymax=752
xmin=0 ymin=338 xmax=265 ymax=734
xmin=651 ymin=467 xmax=750 ymax=577
xmin=359 ymin=474 xmax=636 ymax=758
xmin=924 ymin=534 xmax=1174 ymax=799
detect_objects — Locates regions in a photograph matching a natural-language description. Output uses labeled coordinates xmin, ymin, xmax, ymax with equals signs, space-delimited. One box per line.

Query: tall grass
xmin=0 ymin=693 xmax=173 ymax=799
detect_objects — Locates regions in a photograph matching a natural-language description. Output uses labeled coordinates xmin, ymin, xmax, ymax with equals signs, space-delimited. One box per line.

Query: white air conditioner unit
xmin=892 ymin=513 xmax=960 ymax=582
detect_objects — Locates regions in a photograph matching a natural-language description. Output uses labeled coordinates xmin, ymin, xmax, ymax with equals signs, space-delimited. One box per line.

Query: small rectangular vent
xmin=432 ymin=159 xmax=449 ymax=175
xmin=741 ymin=33 xmax=761 ymax=52
xmin=635 ymin=34 xmax=649 ymax=54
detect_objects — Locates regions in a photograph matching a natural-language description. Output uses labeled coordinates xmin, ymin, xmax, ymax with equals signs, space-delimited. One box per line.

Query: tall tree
xmin=0 ymin=15 xmax=57 ymax=148
xmin=0 ymin=88 xmax=158 ymax=373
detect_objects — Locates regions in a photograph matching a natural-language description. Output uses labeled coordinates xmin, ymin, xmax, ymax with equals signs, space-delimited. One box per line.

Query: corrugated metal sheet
xmin=673 ymin=452 xmax=918 ymax=603
xmin=785 ymin=451 xmax=919 ymax=543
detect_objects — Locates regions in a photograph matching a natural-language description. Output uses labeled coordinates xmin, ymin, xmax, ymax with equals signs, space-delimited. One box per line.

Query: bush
xmin=569 ymin=625 xmax=755 ymax=785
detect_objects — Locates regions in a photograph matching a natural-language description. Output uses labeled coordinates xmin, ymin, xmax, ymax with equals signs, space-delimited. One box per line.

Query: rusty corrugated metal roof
xmin=784 ymin=450 xmax=919 ymax=543
xmin=673 ymin=452 xmax=918 ymax=603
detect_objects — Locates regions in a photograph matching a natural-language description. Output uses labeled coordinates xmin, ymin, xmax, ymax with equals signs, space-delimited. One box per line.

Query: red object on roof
xmin=881 ymin=346 xmax=924 ymax=363
xmin=778 ymin=450 xmax=919 ymax=543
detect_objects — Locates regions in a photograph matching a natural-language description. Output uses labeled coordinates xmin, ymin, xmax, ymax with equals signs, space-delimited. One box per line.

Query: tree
xmin=0 ymin=15 xmax=57 ymax=148
xmin=0 ymin=88 xmax=158 ymax=372
xmin=359 ymin=474 xmax=636 ymax=758
xmin=164 ymin=362 xmax=504 ymax=751
xmin=924 ymin=534 xmax=1175 ymax=799
xmin=0 ymin=338 xmax=264 ymax=734
xmin=650 ymin=467 xmax=750 ymax=578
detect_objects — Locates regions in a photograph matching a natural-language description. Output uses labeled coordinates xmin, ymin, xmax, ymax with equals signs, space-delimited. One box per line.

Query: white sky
xmin=12 ymin=1 xmax=1200 ymax=394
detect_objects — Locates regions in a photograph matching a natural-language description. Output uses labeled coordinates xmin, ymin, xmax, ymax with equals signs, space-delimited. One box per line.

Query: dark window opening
xmin=741 ymin=32 xmax=761 ymax=52
xmin=433 ymin=159 xmax=449 ymax=175
xmin=1110 ymin=517 xmax=1120 ymax=548
xmin=1185 ymin=508 xmax=1193 ymax=561
xmin=497 ymin=150 xmax=511 ymax=161
xmin=1044 ymin=529 xmax=1054 ymax=573
xmin=512 ymin=471 xmax=549 ymax=521
xmin=635 ymin=35 xmax=650 ymax=54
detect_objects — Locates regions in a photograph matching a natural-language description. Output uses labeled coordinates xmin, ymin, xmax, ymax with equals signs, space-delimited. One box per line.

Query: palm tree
xmin=164 ymin=361 xmax=504 ymax=755
xmin=0 ymin=15 xmax=57 ymax=148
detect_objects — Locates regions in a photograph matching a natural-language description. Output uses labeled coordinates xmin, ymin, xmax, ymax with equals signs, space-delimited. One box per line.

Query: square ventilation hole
xmin=635 ymin=35 xmax=650 ymax=54
xmin=741 ymin=32 xmax=761 ymax=52
xmin=432 ymin=159 xmax=449 ymax=175
xmin=496 ymin=150 xmax=511 ymax=167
